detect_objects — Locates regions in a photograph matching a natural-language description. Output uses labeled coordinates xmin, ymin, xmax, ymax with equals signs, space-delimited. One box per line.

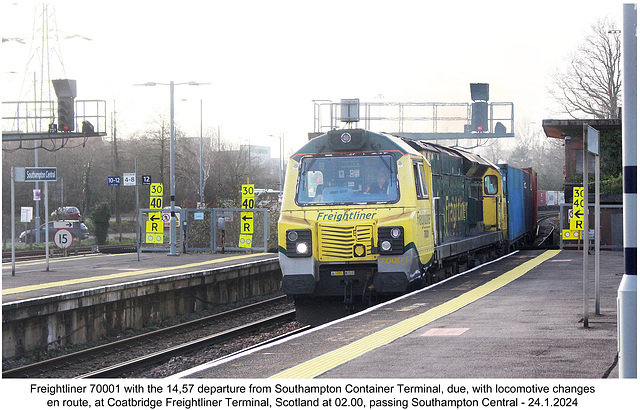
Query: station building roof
xmin=542 ymin=118 xmax=621 ymax=139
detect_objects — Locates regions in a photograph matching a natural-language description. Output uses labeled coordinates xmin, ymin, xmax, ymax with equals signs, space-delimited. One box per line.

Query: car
xmin=19 ymin=220 xmax=90 ymax=243
xmin=51 ymin=206 xmax=81 ymax=220
xmin=255 ymin=189 xmax=282 ymax=208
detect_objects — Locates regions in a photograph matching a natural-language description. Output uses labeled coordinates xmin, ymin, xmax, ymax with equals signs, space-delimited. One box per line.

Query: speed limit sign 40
xmin=54 ymin=228 xmax=73 ymax=249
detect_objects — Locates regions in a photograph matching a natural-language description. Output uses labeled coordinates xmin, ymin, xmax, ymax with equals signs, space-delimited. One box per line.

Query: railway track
xmin=533 ymin=211 xmax=559 ymax=248
xmin=2 ymin=296 xmax=305 ymax=378
xmin=80 ymin=311 xmax=303 ymax=378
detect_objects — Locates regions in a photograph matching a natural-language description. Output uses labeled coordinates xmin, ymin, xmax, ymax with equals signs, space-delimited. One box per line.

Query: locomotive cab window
xmin=484 ymin=175 xmax=498 ymax=195
xmin=296 ymin=155 xmax=399 ymax=206
xmin=413 ymin=161 xmax=429 ymax=199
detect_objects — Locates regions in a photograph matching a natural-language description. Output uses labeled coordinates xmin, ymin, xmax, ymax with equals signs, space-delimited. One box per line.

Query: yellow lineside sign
xmin=240 ymin=184 xmax=254 ymax=248
xmin=147 ymin=184 xmax=164 ymax=242
xmin=150 ymin=183 xmax=164 ymax=209
xmin=562 ymin=229 xmax=582 ymax=240
xmin=570 ymin=187 xmax=584 ymax=231
xmin=146 ymin=212 xmax=163 ymax=233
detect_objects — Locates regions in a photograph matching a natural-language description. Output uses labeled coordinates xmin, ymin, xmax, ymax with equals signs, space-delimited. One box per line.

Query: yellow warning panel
xmin=238 ymin=234 xmax=252 ymax=248
xmin=149 ymin=196 xmax=163 ymax=209
xmin=150 ymin=183 xmax=164 ymax=196
xmin=240 ymin=212 xmax=254 ymax=234
xmin=146 ymin=233 xmax=164 ymax=243
xmin=242 ymin=184 xmax=255 ymax=209
xmin=572 ymin=187 xmax=584 ymax=218
xmin=146 ymin=220 xmax=163 ymax=234
xmin=562 ymin=229 xmax=582 ymax=240
xmin=569 ymin=218 xmax=585 ymax=231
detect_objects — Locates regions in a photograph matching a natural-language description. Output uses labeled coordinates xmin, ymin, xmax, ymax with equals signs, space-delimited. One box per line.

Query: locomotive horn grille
xmin=318 ymin=223 xmax=374 ymax=261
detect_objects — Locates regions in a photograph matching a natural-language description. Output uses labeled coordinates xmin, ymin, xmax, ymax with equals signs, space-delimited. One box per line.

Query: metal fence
xmin=2 ymin=99 xmax=107 ymax=140
xmin=137 ymin=208 xmax=270 ymax=253
xmin=559 ymin=203 xmax=623 ymax=250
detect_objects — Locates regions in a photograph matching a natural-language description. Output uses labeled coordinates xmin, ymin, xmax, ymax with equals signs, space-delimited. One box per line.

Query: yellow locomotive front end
xmin=278 ymin=129 xmax=435 ymax=313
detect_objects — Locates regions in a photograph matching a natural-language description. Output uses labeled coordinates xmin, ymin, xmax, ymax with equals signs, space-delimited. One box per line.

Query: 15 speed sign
xmin=54 ymin=229 xmax=73 ymax=249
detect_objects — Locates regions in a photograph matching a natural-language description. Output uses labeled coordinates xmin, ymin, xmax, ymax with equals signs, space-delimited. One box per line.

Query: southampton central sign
xmin=14 ymin=167 xmax=57 ymax=182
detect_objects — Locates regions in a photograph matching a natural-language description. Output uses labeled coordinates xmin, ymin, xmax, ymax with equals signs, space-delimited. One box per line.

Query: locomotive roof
xmin=293 ymin=129 xmax=498 ymax=176
xmin=291 ymin=129 xmax=418 ymax=160
xmin=400 ymin=137 xmax=499 ymax=176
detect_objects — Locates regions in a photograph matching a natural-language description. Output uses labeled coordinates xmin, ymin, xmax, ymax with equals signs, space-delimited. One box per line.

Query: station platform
xmin=2 ymin=251 xmax=277 ymax=303
xmin=3 ymin=251 xmax=281 ymax=359
xmin=174 ymin=249 xmax=623 ymax=379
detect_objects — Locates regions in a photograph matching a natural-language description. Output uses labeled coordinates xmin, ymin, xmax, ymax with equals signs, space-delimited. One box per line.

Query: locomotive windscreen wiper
xmin=376 ymin=155 xmax=393 ymax=176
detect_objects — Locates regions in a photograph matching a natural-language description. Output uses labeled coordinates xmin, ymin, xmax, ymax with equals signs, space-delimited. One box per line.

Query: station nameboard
xmin=14 ymin=167 xmax=57 ymax=182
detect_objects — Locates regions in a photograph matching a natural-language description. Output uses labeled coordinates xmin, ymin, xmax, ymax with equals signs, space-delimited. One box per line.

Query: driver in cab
xmin=364 ymin=171 xmax=388 ymax=194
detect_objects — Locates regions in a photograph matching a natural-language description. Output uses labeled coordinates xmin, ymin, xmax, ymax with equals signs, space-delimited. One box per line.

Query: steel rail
xmin=2 ymin=295 xmax=288 ymax=378
xmin=77 ymin=310 xmax=297 ymax=378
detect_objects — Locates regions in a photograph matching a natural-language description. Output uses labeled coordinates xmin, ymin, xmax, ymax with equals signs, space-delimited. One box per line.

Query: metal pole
xmin=11 ymin=167 xmax=16 ymax=276
xmin=135 ymin=158 xmax=140 ymax=262
xmin=559 ymin=203 xmax=564 ymax=250
xmin=169 ymin=81 xmax=177 ymax=256
xmin=582 ymin=123 xmax=589 ymax=328
xmin=199 ymin=99 xmax=204 ymax=205
xmin=595 ymin=148 xmax=600 ymax=315
xmin=44 ymin=181 xmax=49 ymax=271
xmin=618 ymin=2 xmax=637 ymax=379
xmin=34 ymin=73 xmax=40 ymax=244
xmin=263 ymin=209 xmax=269 ymax=252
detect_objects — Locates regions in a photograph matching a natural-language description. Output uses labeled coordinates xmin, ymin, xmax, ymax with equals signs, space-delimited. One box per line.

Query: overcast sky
xmin=1 ymin=0 xmax=625 ymax=156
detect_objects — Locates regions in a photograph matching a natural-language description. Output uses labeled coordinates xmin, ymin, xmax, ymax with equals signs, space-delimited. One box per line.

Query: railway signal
xmin=471 ymin=101 xmax=488 ymax=132
xmin=52 ymin=79 xmax=77 ymax=132
xmin=470 ymin=83 xmax=489 ymax=132
xmin=58 ymin=98 xmax=75 ymax=131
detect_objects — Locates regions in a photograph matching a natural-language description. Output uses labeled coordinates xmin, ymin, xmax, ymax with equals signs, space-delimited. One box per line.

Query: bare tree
xmin=479 ymin=121 xmax=564 ymax=190
xmin=550 ymin=17 xmax=621 ymax=119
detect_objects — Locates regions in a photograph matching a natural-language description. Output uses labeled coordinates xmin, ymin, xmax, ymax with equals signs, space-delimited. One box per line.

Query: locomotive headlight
xmin=377 ymin=226 xmax=404 ymax=255
xmin=286 ymin=229 xmax=312 ymax=257
xmin=296 ymin=242 xmax=309 ymax=254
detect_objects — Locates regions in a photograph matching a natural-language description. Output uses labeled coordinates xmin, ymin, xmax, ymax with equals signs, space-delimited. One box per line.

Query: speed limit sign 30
xmin=54 ymin=228 xmax=73 ymax=249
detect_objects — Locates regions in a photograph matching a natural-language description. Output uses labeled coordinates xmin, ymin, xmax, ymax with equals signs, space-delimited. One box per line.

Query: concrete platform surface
xmin=176 ymin=250 xmax=623 ymax=379
xmin=2 ymin=251 xmax=277 ymax=303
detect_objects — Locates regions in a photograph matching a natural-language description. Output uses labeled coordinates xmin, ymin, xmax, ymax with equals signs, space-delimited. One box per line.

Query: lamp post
xmin=135 ymin=81 xmax=209 ymax=256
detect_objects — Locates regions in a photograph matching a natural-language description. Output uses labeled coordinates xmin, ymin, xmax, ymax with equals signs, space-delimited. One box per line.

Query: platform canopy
xmin=542 ymin=118 xmax=621 ymax=139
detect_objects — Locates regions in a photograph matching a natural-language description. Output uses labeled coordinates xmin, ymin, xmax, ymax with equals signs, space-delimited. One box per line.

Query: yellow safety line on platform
xmin=2 ymin=253 xmax=272 ymax=296
xmin=270 ymin=249 xmax=561 ymax=379
xmin=3 ymin=252 xmax=123 ymax=268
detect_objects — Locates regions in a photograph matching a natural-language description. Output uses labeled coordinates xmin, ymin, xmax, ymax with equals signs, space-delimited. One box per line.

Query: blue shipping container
xmin=499 ymin=165 xmax=526 ymax=243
